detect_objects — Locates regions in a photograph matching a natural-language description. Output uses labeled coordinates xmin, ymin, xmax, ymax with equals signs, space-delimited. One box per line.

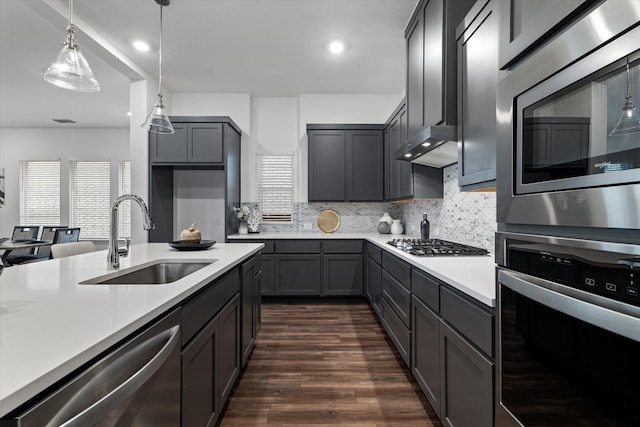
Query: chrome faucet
xmin=108 ymin=194 xmax=155 ymax=269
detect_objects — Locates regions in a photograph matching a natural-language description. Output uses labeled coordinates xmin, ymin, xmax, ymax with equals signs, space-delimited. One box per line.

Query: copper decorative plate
xmin=317 ymin=209 xmax=340 ymax=233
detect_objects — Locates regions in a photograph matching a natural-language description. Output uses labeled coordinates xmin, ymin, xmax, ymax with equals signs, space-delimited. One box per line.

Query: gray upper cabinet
xmin=404 ymin=0 xmax=474 ymax=144
xmin=386 ymin=103 xmax=414 ymax=200
xmin=456 ymin=0 xmax=498 ymax=190
xmin=307 ymin=125 xmax=385 ymax=202
xmin=498 ymin=0 xmax=598 ymax=69
xmin=347 ymin=130 xmax=384 ymax=201
xmin=406 ymin=11 xmax=425 ymax=140
xmin=151 ymin=123 xmax=188 ymax=162
xmin=308 ymin=129 xmax=346 ymax=201
xmin=148 ymin=116 xmax=241 ymax=242
xmin=385 ymin=101 xmax=444 ymax=201
xmin=150 ymin=121 xmax=223 ymax=164
xmin=188 ymin=123 xmax=223 ymax=163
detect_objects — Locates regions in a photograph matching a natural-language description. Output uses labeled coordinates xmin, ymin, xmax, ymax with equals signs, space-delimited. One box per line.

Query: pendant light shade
xmin=42 ymin=0 xmax=100 ymax=93
xmin=142 ymin=0 xmax=174 ymax=134
xmin=142 ymin=93 xmax=174 ymax=134
xmin=610 ymin=57 xmax=640 ymax=136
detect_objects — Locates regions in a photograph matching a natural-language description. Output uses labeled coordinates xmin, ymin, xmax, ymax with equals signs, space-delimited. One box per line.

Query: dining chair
xmin=4 ymin=226 xmax=40 ymax=264
xmin=35 ymin=226 xmax=69 ymax=259
xmin=52 ymin=227 xmax=81 ymax=245
xmin=50 ymin=241 xmax=96 ymax=259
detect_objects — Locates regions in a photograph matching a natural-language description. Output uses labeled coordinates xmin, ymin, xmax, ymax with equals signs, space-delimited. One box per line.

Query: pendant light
xmin=42 ymin=0 xmax=100 ymax=93
xmin=609 ymin=57 xmax=640 ymax=136
xmin=141 ymin=0 xmax=174 ymax=134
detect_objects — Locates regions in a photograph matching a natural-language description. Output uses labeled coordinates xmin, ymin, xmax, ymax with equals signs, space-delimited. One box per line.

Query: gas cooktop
xmin=387 ymin=238 xmax=490 ymax=257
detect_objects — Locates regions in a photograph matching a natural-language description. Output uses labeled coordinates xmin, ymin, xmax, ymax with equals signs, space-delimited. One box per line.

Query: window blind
xmin=119 ymin=161 xmax=131 ymax=238
xmin=70 ymin=161 xmax=111 ymax=239
xmin=258 ymin=155 xmax=293 ymax=222
xmin=19 ymin=161 xmax=61 ymax=226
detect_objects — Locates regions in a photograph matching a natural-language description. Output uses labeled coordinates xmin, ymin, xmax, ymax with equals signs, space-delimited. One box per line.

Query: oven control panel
xmin=508 ymin=244 xmax=639 ymax=307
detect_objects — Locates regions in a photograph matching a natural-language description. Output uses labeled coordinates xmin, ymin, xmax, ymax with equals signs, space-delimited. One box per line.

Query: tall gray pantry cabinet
xmin=148 ymin=116 xmax=241 ymax=242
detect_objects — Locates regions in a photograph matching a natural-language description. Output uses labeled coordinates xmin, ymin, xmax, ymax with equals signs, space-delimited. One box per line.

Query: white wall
xmin=170 ymin=92 xmax=402 ymax=204
xmin=298 ymin=93 xmax=403 ymax=138
xmin=0 ymin=128 xmax=129 ymax=238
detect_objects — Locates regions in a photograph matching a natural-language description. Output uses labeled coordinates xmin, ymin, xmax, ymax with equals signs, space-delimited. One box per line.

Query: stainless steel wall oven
xmin=495 ymin=1 xmax=640 ymax=426
xmin=496 ymin=232 xmax=640 ymax=427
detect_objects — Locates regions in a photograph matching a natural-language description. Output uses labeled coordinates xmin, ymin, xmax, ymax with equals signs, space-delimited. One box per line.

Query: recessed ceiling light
xmin=329 ymin=40 xmax=345 ymax=55
xmin=404 ymin=153 xmax=412 ymax=158
xmin=422 ymin=142 xmax=432 ymax=147
xmin=126 ymin=112 xmax=132 ymax=117
xmin=133 ymin=40 xmax=150 ymax=52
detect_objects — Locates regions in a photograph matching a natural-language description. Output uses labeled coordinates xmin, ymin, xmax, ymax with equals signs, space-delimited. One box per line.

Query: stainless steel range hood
xmin=394 ymin=125 xmax=458 ymax=168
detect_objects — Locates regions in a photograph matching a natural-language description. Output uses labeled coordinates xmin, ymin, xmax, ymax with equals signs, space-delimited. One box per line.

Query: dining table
xmin=0 ymin=239 xmax=52 ymax=266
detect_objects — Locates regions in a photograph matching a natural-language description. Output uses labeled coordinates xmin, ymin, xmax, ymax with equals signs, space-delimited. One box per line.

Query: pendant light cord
xmin=158 ymin=3 xmax=163 ymax=95
xmin=625 ymin=57 xmax=631 ymax=99
xmin=68 ymin=0 xmax=73 ymax=25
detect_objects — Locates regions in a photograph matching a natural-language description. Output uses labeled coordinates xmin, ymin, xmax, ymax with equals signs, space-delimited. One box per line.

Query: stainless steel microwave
xmin=496 ymin=0 xmax=640 ymax=232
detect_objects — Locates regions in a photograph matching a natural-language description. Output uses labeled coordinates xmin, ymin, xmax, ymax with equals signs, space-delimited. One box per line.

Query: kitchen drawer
xmin=258 ymin=240 xmax=274 ymax=254
xmin=412 ymin=269 xmax=440 ymax=313
xmin=382 ymin=270 xmax=411 ymax=328
xmin=382 ymin=252 xmax=411 ymax=288
xmin=440 ymin=286 xmax=494 ymax=357
xmin=366 ymin=242 xmax=382 ymax=265
xmin=382 ymin=299 xmax=411 ymax=367
xmin=275 ymin=240 xmax=320 ymax=254
xmin=323 ymin=240 xmax=363 ymax=254
xmin=181 ymin=268 xmax=240 ymax=346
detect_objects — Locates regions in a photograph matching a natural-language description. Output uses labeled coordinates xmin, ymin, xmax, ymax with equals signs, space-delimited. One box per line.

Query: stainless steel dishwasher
xmin=2 ymin=309 xmax=181 ymax=426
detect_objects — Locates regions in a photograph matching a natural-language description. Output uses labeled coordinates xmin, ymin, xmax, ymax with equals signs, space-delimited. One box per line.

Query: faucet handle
xmin=118 ymin=238 xmax=130 ymax=258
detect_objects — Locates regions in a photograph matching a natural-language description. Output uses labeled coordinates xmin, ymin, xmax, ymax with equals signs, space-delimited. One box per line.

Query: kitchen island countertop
xmin=228 ymin=232 xmax=496 ymax=308
xmin=0 ymin=242 xmax=262 ymax=418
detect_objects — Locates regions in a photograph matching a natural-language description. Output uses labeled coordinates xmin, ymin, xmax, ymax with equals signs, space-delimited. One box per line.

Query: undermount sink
xmin=80 ymin=259 xmax=214 ymax=285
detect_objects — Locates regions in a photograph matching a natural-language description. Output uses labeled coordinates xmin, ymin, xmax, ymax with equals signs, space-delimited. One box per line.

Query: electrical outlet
xmin=303 ymin=223 xmax=312 ymax=230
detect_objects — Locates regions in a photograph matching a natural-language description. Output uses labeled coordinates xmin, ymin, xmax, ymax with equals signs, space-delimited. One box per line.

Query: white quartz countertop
xmin=229 ymin=232 xmax=496 ymax=307
xmin=0 ymin=242 xmax=262 ymax=418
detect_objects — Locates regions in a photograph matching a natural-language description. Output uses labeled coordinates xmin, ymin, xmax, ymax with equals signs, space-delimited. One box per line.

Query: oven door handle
xmin=498 ymin=269 xmax=640 ymax=342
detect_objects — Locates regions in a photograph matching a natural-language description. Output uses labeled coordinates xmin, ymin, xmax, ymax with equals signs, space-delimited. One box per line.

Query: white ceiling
xmin=0 ymin=0 xmax=417 ymax=129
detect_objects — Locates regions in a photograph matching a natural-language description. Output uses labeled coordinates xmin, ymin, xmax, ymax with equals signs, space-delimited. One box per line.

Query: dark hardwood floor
xmin=219 ymin=299 xmax=442 ymax=426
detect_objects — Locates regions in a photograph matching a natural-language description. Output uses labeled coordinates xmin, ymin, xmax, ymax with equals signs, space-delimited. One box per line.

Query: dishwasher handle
xmin=56 ymin=323 xmax=180 ymax=427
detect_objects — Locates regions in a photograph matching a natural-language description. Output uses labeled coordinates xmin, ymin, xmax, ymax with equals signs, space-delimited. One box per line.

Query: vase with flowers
xmin=233 ymin=205 xmax=261 ymax=234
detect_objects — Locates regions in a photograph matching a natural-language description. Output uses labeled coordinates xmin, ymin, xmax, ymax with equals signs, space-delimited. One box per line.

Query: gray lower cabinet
xmin=232 ymin=239 xmax=366 ymax=297
xmin=276 ymin=255 xmax=322 ymax=295
xmin=380 ymin=252 xmax=412 ymax=366
xmin=440 ymin=321 xmax=494 ymax=427
xmin=409 ymin=270 xmax=495 ymax=427
xmin=323 ymin=240 xmax=364 ymax=296
xmin=323 ymin=254 xmax=363 ymax=295
xmin=260 ymin=255 xmax=276 ymax=295
xmin=365 ymin=243 xmax=382 ymax=318
xmin=457 ymin=0 xmax=498 ymax=190
xmin=412 ymin=295 xmax=442 ymax=418
xmin=241 ymin=256 xmax=261 ymax=366
xmin=181 ymin=291 xmax=240 ymax=427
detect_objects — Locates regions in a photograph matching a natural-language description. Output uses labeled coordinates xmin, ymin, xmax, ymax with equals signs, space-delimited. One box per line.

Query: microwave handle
xmin=498 ymin=269 xmax=640 ymax=342
xmin=58 ymin=324 xmax=180 ymax=427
